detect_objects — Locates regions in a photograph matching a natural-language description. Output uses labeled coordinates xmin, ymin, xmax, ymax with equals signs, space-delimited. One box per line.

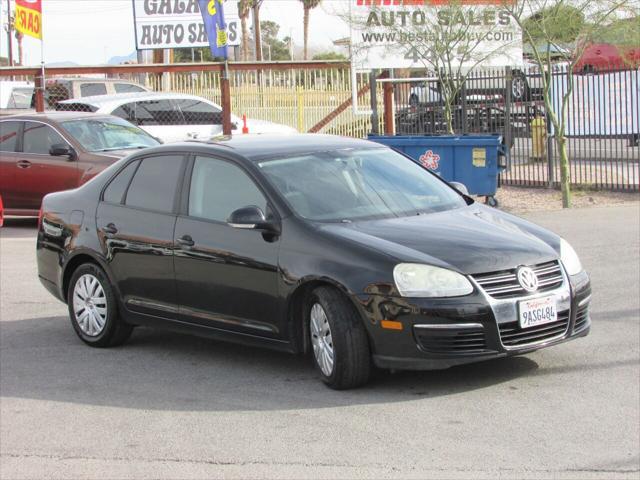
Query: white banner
xmin=132 ymin=0 xmax=240 ymax=50
xmin=349 ymin=1 xmax=522 ymax=70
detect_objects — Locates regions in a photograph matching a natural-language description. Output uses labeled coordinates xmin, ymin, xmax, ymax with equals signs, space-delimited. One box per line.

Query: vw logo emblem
xmin=517 ymin=266 xmax=539 ymax=292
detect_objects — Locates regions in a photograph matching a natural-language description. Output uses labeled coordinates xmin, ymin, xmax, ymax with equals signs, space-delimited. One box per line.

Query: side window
xmin=132 ymin=100 xmax=183 ymax=126
xmin=125 ymin=155 xmax=184 ymax=213
xmin=0 ymin=121 xmax=21 ymax=152
xmin=173 ymin=99 xmax=222 ymax=125
xmin=103 ymin=160 xmax=140 ymax=204
xmin=80 ymin=83 xmax=108 ymax=97
xmin=114 ymin=83 xmax=146 ymax=94
xmin=22 ymin=122 xmax=67 ymax=155
xmin=188 ymin=156 xmax=267 ymax=223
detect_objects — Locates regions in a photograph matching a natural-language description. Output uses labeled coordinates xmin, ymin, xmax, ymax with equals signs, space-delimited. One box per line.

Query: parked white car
xmin=0 ymin=81 xmax=35 ymax=111
xmin=56 ymin=92 xmax=296 ymax=142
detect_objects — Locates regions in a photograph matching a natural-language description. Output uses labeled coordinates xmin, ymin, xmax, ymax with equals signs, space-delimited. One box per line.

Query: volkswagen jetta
xmin=36 ymin=135 xmax=591 ymax=389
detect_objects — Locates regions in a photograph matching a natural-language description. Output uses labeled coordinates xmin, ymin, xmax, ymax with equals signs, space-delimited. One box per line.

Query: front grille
xmin=574 ymin=304 xmax=590 ymax=333
xmin=414 ymin=326 xmax=488 ymax=354
xmin=499 ymin=310 xmax=570 ymax=347
xmin=473 ymin=260 xmax=564 ymax=299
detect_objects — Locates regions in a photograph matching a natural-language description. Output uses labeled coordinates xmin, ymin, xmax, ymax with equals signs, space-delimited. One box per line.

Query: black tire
xmin=67 ymin=263 xmax=132 ymax=348
xmin=307 ymin=287 xmax=371 ymax=390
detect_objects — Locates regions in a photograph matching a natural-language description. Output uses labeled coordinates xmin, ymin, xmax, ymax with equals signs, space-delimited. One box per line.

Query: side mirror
xmin=50 ymin=143 xmax=76 ymax=161
xmin=449 ymin=181 xmax=469 ymax=196
xmin=228 ymin=206 xmax=279 ymax=233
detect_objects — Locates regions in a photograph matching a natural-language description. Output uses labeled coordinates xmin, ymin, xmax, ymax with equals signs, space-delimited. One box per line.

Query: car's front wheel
xmin=308 ymin=287 xmax=371 ymax=389
xmin=67 ymin=263 xmax=132 ymax=348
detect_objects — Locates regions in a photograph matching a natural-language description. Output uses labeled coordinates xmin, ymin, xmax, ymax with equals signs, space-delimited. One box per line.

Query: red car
xmin=574 ymin=43 xmax=640 ymax=73
xmin=0 ymin=112 xmax=159 ymax=216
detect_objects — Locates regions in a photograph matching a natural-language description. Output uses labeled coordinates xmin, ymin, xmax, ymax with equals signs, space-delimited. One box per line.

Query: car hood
xmin=318 ymin=204 xmax=560 ymax=275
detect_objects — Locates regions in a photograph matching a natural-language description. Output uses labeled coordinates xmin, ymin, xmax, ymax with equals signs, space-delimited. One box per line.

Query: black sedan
xmin=36 ymin=135 xmax=591 ymax=389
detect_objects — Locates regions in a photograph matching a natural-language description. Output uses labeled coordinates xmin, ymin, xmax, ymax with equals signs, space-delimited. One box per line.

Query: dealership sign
xmin=349 ymin=0 xmax=522 ymax=69
xmin=132 ymin=0 xmax=240 ymax=50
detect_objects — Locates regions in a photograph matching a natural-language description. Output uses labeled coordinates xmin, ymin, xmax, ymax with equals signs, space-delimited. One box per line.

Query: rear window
xmin=124 ymin=155 xmax=184 ymax=213
xmin=80 ymin=83 xmax=108 ymax=97
xmin=44 ymin=81 xmax=72 ymax=107
xmin=0 ymin=121 xmax=20 ymax=152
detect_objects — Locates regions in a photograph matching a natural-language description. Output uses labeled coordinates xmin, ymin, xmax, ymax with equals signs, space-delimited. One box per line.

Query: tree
xmin=523 ymin=5 xmax=586 ymax=45
xmin=300 ymin=0 xmax=322 ymax=60
xmin=260 ymin=20 xmax=292 ymax=61
xmin=313 ymin=52 xmax=348 ymax=61
xmin=238 ymin=0 xmax=252 ymax=61
xmin=501 ymin=0 xmax=637 ymax=208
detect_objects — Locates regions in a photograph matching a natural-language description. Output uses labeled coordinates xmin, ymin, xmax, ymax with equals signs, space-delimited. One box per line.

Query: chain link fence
xmin=389 ymin=66 xmax=639 ymax=192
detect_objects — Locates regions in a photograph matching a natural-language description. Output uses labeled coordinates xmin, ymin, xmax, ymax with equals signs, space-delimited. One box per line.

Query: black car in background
xmin=36 ymin=135 xmax=591 ymax=389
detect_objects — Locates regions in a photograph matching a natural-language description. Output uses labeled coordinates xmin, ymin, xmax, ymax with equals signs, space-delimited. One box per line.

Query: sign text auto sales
xmin=132 ymin=0 xmax=240 ymax=50
xmin=349 ymin=1 xmax=522 ymax=69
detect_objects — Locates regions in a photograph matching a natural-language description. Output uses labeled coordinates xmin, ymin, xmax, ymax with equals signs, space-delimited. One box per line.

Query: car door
xmin=0 ymin=121 xmax=21 ymax=210
xmin=96 ymin=154 xmax=186 ymax=317
xmin=174 ymin=155 xmax=282 ymax=337
xmin=116 ymin=99 xmax=186 ymax=143
xmin=172 ymin=98 xmax=224 ymax=140
xmin=11 ymin=121 xmax=79 ymax=212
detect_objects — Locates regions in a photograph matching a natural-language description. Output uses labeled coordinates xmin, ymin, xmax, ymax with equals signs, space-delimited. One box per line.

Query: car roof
xmin=47 ymin=77 xmax=143 ymax=84
xmin=134 ymin=134 xmax=383 ymax=161
xmin=0 ymin=111 xmax=128 ymax=122
xmin=58 ymin=92 xmax=217 ymax=108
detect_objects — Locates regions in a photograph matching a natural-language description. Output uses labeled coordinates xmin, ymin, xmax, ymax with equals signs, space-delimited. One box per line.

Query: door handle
xmin=177 ymin=235 xmax=195 ymax=248
xmin=101 ymin=223 xmax=118 ymax=235
xmin=17 ymin=160 xmax=32 ymax=169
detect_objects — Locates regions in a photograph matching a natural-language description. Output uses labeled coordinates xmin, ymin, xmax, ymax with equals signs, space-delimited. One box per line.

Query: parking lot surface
xmin=1 ymin=204 xmax=639 ymax=479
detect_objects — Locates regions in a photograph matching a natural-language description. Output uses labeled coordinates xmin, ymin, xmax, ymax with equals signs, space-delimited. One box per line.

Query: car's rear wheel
xmin=67 ymin=263 xmax=132 ymax=348
xmin=308 ymin=287 xmax=371 ymax=389
xmin=511 ymin=72 xmax=530 ymax=102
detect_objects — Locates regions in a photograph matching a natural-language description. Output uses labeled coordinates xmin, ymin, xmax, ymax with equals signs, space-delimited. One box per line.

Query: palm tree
xmin=237 ymin=0 xmax=252 ymax=60
xmin=300 ymin=0 xmax=321 ymax=60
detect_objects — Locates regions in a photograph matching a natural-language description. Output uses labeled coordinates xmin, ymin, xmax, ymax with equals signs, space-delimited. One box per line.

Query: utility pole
xmin=6 ymin=0 xmax=14 ymax=66
xmin=252 ymin=1 xmax=262 ymax=61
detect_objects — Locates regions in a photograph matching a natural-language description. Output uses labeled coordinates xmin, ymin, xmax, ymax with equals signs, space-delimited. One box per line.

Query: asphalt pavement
xmin=1 ymin=205 xmax=639 ymax=479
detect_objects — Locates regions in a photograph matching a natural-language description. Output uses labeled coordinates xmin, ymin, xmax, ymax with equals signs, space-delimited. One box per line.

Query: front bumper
xmin=356 ymin=269 xmax=591 ymax=371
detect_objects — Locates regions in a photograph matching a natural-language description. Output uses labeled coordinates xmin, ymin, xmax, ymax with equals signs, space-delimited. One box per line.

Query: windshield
xmin=61 ymin=117 xmax=159 ymax=152
xmin=258 ymin=148 xmax=467 ymax=222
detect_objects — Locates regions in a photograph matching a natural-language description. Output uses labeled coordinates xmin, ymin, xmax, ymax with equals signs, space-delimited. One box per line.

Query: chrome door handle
xmin=17 ymin=160 xmax=32 ymax=169
xmin=177 ymin=235 xmax=195 ymax=248
xmin=101 ymin=223 xmax=118 ymax=235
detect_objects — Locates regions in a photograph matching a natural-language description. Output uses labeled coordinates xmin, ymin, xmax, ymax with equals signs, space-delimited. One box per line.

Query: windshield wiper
xmin=97 ymin=145 xmax=149 ymax=152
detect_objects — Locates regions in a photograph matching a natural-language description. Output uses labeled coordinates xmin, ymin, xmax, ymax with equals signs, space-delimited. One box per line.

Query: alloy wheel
xmin=72 ymin=274 xmax=107 ymax=337
xmin=310 ymin=303 xmax=334 ymax=376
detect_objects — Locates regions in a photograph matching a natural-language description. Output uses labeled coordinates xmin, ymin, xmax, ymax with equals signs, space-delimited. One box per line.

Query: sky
xmin=0 ymin=0 xmax=352 ymax=66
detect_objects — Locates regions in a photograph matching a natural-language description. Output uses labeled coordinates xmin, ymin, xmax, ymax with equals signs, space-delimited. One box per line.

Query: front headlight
xmin=560 ymin=238 xmax=583 ymax=276
xmin=393 ymin=263 xmax=474 ymax=298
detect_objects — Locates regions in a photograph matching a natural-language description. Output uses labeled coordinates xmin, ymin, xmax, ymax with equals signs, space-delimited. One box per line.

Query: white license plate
xmin=519 ymin=296 xmax=558 ymax=329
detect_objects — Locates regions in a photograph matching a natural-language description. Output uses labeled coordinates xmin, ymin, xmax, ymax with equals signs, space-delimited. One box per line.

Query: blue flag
xmin=198 ymin=0 xmax=228 ymax=59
